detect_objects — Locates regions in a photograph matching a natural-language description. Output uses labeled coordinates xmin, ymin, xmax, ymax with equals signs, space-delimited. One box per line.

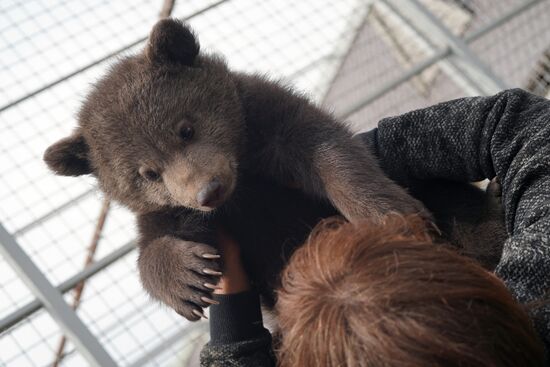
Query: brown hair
xmin=277 ymin=215 xmax=544 ymax=367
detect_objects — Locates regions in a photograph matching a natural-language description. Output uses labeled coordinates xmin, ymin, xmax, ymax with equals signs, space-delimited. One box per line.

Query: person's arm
xmin=358 ymin=88 xmax=550 ymax=351
xmin=200 ymin=234 xmax=275 ymax=367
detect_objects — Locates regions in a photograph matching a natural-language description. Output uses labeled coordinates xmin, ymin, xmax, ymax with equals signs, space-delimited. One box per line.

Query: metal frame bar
xmin=465 ymin=0 xmax=541 ymax=42
xmin=338 ymin=47 xmax=450 ymax=118
xmin=127 ymin=322 xmax=208 ymax=367
xmin=338 ymin=0 xmax=542 ymax=119
xmin=384 ymin=0 xmax=508 ymax=94
xmin=377 ymin=1 xmax=485 ymax=96
xmin=52 ymin=198 xmax=111 ymax=367
xmin=321 ymin=1 xmax=374 ymax=102
xmin=0 ymin=241 xmax=136 ymax=332
xmin=0 ymin=0 xmax=231 ymax=114
xmin=0 ymin=224 xmax=117 ymax=367
xmin=14 ymin=188 xmax=95 ymax=236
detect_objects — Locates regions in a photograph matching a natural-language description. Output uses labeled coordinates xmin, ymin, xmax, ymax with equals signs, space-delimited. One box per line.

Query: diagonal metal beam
xmin=0 ymin=224 xmax=117 ymax=367
xmin=0 ymin=240 xmax=136 ymax=332
xmin=127 ymin=322 xmax=208 ymax=367
xmin=14 ymin=188 xmax=95 ymax=236
xmin=338 ymin=47 xmax=451 ymax=119
xmin=321 ymin=2 xmax=374 ymax=103
xmin=0 ymin=0 xmax=231 ymax=114
xmin=384 ymin=0 xmax=508 ymax=94
xmin=52 ymin=198 xmax=111 ymax=367
xmin=338 ymin=0 xmax=542 ymax=119
xmin=378 ymin=0 xmax=485 ymax=96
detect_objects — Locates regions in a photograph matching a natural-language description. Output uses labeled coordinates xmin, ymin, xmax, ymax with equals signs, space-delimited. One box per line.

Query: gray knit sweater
xmin=371 ymin=88 xmax=550 ymax=353
xmin=201 ymin=89 xmax=550 ymax=366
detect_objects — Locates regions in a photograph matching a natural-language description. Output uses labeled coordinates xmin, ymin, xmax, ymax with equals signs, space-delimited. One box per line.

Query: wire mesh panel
xmin=469 ymin=0 xmax=550 ymax=91
xmin=1 ymin=0 xmax=549 ymax=366
xmin=323 ymin=0 xmax=550 ymax=132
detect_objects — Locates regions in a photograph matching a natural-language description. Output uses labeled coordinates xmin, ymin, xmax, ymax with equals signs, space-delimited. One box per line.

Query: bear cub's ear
xmin=146 ymin=18 xmax=200 ymax=66
xmin=43 ymin=132 xmax=93 ymax=176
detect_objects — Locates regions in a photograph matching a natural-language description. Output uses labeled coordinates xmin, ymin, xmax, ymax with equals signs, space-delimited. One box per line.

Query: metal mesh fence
xmin=1 ymin=0 xmax=549 ymax=366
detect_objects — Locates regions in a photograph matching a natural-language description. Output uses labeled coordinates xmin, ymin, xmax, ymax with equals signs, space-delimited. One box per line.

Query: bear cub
xmin=44 ymin=19 xmax=429 ymax=320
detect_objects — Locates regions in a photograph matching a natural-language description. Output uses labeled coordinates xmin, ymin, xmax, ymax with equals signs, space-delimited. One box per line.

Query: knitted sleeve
xmin=359 ymin=88 xmax=550 ymax=352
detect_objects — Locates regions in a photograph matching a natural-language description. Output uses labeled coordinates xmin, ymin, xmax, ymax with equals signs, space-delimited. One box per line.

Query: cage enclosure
xmin=1 ymin=0 xmax=549 ymax=366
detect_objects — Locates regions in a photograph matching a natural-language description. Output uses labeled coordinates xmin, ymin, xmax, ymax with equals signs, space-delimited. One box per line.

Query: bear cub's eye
xmin=179 ymin=125 xmax=194 ymax=141
xmin=139 ymin=167 xmax=161 ymax=182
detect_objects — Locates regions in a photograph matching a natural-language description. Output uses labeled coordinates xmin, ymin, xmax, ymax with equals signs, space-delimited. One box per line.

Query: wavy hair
xmin=277 ymin=215 xmax=544 ymax=367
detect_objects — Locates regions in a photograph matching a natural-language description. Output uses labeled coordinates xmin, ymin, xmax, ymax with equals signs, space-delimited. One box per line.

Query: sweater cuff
xmin=209 ymin=290 xmax=265 ymax=345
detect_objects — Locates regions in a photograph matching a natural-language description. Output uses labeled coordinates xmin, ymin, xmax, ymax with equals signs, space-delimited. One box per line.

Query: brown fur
xmin=406 ymin=177 xmax=506 ymax=271
xmin=44 ymin=19 xmax=503 ymax=320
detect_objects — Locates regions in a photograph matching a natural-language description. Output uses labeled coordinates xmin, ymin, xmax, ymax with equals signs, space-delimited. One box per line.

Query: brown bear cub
xmin=44 ymin=19 xmax=440 ymax=320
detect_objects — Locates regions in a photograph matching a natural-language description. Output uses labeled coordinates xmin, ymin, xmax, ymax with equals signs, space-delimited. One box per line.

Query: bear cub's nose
xmin=197 ymin=179 xmax=224 ymax=208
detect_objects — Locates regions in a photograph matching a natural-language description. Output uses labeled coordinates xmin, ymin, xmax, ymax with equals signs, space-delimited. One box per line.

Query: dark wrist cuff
xmin=209 ymin=290 xmax=265 ymax=344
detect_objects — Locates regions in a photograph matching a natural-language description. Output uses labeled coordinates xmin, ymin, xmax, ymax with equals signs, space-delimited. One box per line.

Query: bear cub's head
xmin=44 ymin=19 xmax=245 ymax=214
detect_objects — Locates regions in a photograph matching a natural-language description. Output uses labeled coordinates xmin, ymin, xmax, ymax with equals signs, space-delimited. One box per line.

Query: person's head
xmin=277 ymin=215 xmax=544 ymax=367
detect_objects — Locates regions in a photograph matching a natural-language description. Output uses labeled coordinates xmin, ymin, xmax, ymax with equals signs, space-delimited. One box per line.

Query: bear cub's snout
xmin=197 ymin=178 xmax=225 ymax=208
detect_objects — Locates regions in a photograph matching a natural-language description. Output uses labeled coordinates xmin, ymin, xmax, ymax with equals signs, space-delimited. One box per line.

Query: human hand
xmin=215 ymin=231 xmax=250 ymax=295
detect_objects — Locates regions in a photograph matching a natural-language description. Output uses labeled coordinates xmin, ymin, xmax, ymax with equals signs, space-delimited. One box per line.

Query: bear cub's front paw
xmin=139 ymin=237 xmax=222 ymax=321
